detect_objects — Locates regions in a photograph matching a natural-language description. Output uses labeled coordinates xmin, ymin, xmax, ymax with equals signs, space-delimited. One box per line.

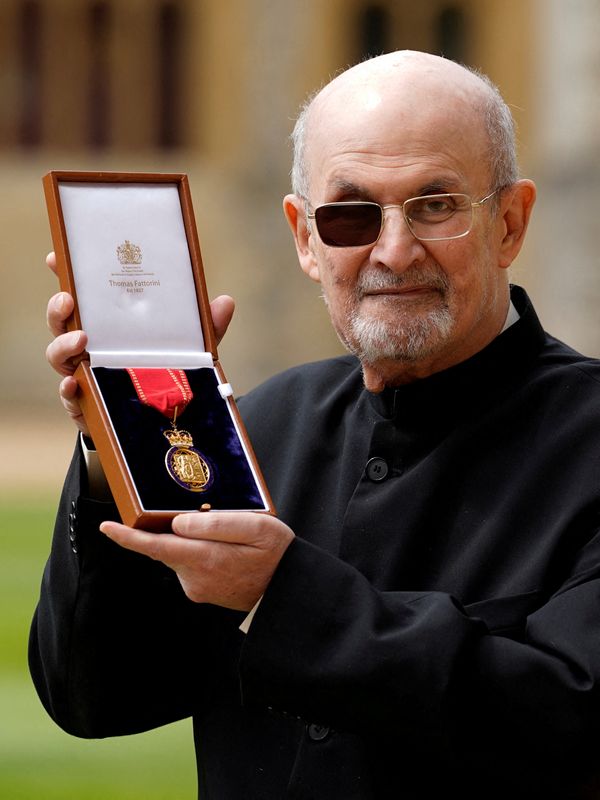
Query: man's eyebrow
xmin=328 ymin=177 xmax=464 ymax=201
xmin=415 ymin=179 xmax=460 ymax=195
xmin=328 ymin=179 xmax=374 ymax=199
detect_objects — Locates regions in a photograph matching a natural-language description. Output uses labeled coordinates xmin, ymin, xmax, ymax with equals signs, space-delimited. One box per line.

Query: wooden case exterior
xmin=44 ymin=170 xmax=274 ymax=529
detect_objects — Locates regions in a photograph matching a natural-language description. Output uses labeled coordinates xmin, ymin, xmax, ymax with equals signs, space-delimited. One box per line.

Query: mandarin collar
xmin=367 ymin=285 xmax=546 ymax=423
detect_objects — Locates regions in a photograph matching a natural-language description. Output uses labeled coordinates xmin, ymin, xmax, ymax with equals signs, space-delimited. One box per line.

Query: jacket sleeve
xmin=29 ymin=442 xmax=245 ymax=739
xmin=239 ymin=530 xmax=600 ymax=776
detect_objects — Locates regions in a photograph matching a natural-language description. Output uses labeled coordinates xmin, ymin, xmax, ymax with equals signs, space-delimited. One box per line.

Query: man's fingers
xmin=46 ymin=330 xmax=88 ymax=376
xmin=172 ymin=511 xmax=294 ymax=549
xmin=47 ymin=291 xmax=75 ymax=336
xmin=59 ymin=376 xmax=89 ymax=435
xmin=59 ymin=375 xmax=79 ymax=403
xmin=100 ymin=521 xmax=160 ymax=555
xmin=210 ymin=295 xmax=235 ymax=345
xmin=46 ymin=251 xmax=58 ymax=275
xmin=45 ymin=262 xmax=90 ymax=434
xmin=100 ymin=521 xmax=199 ymax=564
xmin=101 ymin=516 xmax=293 ymax=611
xmin=172 ymin=511 xmax=256 ymax=543
xmin=104 ymin=514 xmax=294 ymax=554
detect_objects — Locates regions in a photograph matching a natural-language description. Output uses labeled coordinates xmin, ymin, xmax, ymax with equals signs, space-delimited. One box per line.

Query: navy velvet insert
xmin=93 ymin=367 xmax=266 ymax=511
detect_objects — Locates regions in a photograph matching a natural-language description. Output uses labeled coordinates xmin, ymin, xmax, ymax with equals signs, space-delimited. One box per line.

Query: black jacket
xmin=30 ymin=287 xmax=600 ymax=798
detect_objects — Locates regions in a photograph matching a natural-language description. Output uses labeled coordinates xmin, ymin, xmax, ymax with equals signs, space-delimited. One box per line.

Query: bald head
xmin=291 ymin=51 xmax=518 ymax=200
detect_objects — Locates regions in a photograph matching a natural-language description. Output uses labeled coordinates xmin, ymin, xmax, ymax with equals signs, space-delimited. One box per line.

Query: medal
xmin=127 ymin=368 xmax=213 ymax=493
xmin=163 ymin=410 xmax=213 ymax=493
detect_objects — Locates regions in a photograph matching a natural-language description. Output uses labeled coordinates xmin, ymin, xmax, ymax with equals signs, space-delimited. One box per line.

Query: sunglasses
xmin=307 ymin=191 xmax=498 ymax=247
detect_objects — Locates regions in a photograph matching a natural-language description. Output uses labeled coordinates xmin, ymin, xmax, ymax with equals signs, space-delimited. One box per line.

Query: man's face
xmin=297 ymin=69 xmax=512 ymax=385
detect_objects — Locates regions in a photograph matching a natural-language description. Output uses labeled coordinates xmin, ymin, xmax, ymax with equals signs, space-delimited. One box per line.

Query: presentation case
xmin=43 ymin=171 xmax=274 ymax=530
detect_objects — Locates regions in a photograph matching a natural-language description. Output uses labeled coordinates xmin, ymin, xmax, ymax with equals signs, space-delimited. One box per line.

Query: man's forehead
xmin=304 ymin=55 xmax=489 ymax=191
xmin=312 ymin=62 xmax=483 ymax=132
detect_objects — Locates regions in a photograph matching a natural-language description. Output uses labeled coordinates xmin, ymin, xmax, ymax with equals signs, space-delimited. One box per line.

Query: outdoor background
xmin=1 ymin=0 xmax=599 ymax=797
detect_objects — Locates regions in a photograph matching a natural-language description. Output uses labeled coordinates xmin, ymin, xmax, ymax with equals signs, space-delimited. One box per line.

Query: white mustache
xmin=355 ymin=268 xmax=450 ymax=296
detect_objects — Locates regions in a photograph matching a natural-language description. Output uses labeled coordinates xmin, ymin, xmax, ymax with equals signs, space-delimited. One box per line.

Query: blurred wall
xmin=0 ymin=0 xmax=599 ymax=428
xmin=526 ymin=0 xmax=600 ymax=347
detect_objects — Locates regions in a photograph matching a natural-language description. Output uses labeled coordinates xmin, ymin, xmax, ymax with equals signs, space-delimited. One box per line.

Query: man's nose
xmin=369 ymin=206 xmax=427 ymax=271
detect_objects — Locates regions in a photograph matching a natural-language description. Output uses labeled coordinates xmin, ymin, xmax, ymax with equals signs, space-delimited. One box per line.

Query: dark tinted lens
xmin=314 ymin=203 xmax=382 ymax=247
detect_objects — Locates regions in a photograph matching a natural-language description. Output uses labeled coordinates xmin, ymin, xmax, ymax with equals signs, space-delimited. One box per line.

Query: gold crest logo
xmin=116 ymin=240 xmax=142 ymax=265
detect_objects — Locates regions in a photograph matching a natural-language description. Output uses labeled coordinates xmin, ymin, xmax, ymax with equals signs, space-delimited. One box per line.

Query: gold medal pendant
xmin=126 ymin=368 xmax=214 ymax=493
xmin=164 ymin=424 xmax=213 ymax=493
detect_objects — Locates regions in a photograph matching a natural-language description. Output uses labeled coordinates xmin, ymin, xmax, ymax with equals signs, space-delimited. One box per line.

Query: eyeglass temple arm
xmin=472 ymin=189 xmax=499 ymax=208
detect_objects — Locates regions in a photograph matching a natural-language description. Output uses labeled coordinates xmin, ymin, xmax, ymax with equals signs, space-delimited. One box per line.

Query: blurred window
xmin=9 ymin=0 xmax=188 ymax=151
xmin=88 ymin=1 xmax=112 ymax=149
xmin=18 ymin=0 xmax=43 ymax=147
xmin=158 ymin=1 xmax=183 ymax=148
xmin=354 ymin=2 xmax=471 ymax=66
xmin=435 ymin=6 xmax=468 ymax=63
xmin=356 ymin=4 xmax=391 ymax=60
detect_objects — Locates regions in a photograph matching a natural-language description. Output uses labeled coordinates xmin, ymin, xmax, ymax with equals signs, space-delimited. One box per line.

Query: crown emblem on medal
xmin=164 ymin=427 xmax=194 ymax=448
xmin=116 ymin=240 xmax=143 ymax=265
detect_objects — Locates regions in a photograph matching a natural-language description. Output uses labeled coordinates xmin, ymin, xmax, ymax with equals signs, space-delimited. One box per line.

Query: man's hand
xmin=44 ymin=251 xmax=236 ymax=435
xmin=46 ymin=253 xmax=90 ymax=434
xmin=100 ymin=512 xmax=295 ymax=611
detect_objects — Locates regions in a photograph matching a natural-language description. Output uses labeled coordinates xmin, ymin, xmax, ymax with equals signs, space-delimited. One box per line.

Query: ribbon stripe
xmin=127 ymin=368 xmax=193 ymax=420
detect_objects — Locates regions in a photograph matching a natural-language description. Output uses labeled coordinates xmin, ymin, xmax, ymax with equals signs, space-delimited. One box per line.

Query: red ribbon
xmin=127 ymin=368 xmax=193 ymax=420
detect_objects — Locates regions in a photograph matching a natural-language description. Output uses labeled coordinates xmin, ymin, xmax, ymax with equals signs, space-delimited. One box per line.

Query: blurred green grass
xmin=0 ymin=492 xmax=196 ymax=799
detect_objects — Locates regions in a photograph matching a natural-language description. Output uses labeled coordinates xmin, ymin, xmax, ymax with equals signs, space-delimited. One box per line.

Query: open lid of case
xmin=43 ymin=171 xmax=217 ymax=368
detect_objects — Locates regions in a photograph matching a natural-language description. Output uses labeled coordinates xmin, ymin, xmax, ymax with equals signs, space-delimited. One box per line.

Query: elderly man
xmin=31 ymin=51 xmax=600 ymax=799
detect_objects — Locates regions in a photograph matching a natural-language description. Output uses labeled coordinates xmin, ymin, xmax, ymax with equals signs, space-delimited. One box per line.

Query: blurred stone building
xmin=0 ymin=0 xmax=599 ymax=415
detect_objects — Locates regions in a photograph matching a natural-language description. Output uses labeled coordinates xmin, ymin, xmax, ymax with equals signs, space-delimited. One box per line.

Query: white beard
xmin=348 ymin=305 xmax=454 ymax=363
xmin=327 ymin=265 xmax=456 ymax=364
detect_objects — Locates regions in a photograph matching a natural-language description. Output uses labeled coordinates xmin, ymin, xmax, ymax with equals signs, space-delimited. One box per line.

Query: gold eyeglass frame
xmin=307 ymin=189 xmax=499 ymax=245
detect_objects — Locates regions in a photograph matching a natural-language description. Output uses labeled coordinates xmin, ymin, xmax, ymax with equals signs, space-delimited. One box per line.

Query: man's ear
xmin=283 ymin=194 xmax=321 ymax=283
xmin=497 ymin=179 xmax=537 ymax=268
